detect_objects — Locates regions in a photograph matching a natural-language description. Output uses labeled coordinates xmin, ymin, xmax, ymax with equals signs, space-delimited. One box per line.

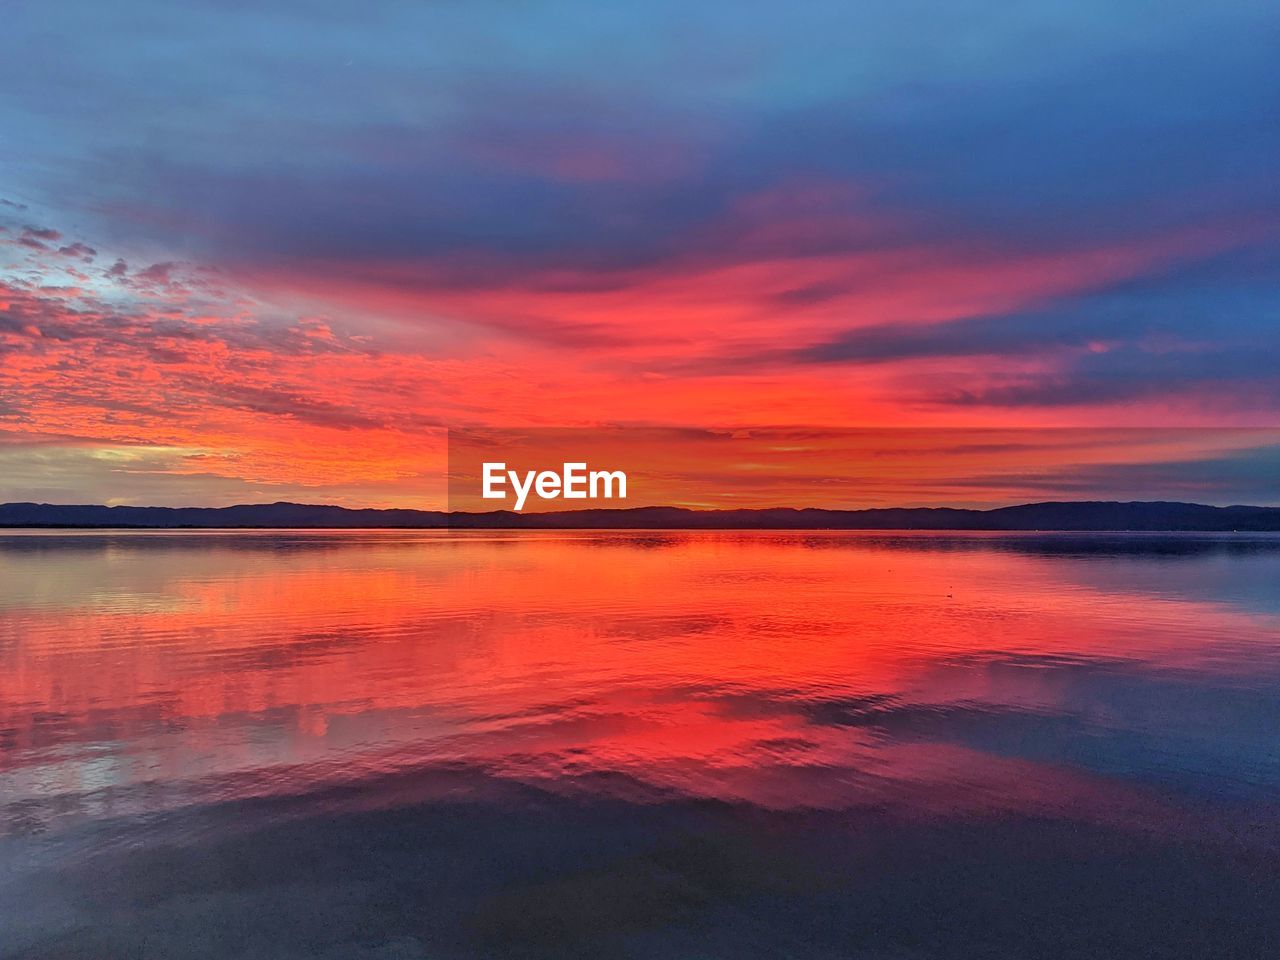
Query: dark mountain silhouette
xmin=2 ymin=500 xmax=1279 ymax=530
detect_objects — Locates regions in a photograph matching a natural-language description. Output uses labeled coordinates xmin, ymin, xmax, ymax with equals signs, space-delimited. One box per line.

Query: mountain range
xmin=2 ymin=501 xmax=1279 ymax=531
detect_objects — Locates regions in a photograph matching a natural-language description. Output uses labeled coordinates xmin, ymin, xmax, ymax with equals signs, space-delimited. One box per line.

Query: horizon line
xmin=3 ymin=499 xmax=1279 ymax=533
xmin=2 ymin=498 xmax=1279 ymax=512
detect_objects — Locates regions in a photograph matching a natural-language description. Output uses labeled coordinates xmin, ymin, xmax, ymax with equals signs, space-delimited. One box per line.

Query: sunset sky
xmin=2 ymin=1 xmax=1278 ymax=507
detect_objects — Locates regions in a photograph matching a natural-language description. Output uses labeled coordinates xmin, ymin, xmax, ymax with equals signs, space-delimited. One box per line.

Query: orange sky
xmin=2 ymin=227 xmax=1277 ymax=509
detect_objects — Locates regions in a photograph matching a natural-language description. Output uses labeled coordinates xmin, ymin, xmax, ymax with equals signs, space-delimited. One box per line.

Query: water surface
xmin=2 ymin=530 xmax=1278 ymax=958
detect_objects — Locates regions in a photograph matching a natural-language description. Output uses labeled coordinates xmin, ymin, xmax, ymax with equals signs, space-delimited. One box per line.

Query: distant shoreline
xmin=2 ymin=500 xmax=1279 ymax=532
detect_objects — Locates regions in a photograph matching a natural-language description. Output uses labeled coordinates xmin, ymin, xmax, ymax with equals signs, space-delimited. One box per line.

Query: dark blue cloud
xmin=698 ymin=247 xmax=1280 ymax=409
xmin=5 ymin=0 xmax=1277 ymax=268
xmin=951 ymin=440 xmax=1280 ymax=504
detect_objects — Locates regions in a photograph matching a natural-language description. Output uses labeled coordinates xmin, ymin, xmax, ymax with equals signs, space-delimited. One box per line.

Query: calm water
xmin=2 ymin=530 xmax=1278 ymax=958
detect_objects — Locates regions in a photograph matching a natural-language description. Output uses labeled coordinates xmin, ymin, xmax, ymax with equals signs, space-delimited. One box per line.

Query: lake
xmin=2 ymin=530 xmax=1278 ymax=958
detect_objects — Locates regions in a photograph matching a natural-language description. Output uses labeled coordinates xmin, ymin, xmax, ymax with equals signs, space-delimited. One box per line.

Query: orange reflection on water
xmin=2 ymin=531 xmax=1278 ymax=834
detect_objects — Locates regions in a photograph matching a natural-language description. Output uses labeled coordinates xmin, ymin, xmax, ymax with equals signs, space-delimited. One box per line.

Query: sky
xmin=2 ymin=0 xmax=1279 ymax=508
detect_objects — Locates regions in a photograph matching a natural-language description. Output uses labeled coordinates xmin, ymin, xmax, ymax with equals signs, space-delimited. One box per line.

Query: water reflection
xmin=2 ymin=531 xmax=1278 ymax=958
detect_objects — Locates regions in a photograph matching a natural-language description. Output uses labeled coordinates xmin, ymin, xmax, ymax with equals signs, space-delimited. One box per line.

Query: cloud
xmin=951 ymin=441 xmax=1280 ymax=504
xmin=56 ymin=242 xmax=96 ymax=260
xmin=686 ymin=248 xmax=1280 ymax=415
xmin=930 ymin=350 xmax=1280 ymax=411
xmin=134 ymin=260 xmax=179 ymax=283
xmin=9 ymin=1 xmax=1276 ymax=285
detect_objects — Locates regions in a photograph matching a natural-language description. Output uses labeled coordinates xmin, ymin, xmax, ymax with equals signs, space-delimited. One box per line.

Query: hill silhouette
xmin=2 ymin=500 xmax=1279 ymax=531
